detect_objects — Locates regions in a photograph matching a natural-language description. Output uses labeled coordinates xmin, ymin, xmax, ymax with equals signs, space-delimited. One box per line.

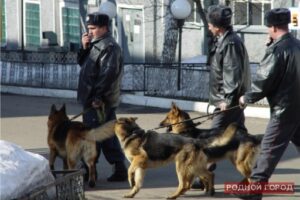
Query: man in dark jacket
xmin=77 ymin=12 xmax=127 ymax=182
xmin=238 ymin=8 xmax=300 ymax=199
xmin=208 ymin=5 xmax=251 ymax=129
xmin=192 ymin=4 xmax=251 ymax=189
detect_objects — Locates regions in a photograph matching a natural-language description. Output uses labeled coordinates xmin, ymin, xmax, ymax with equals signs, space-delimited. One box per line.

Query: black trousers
xmin=251 ymin=119 xmax=300 ymax=182
xmin=211 ymin=107 xmax=246 ymax=130
xmin=82 ymin=106 xmax=125 ymax=164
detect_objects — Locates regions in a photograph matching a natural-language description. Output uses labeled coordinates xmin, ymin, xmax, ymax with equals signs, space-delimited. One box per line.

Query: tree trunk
xmin=161 ymin=0 xmax=178 ymax=63
xmin=194 ymin=0 xmax=214 ymax=65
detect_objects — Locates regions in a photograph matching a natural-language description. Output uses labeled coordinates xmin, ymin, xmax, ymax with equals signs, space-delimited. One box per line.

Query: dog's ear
xmin=129 ymin=117 xmax=138 ymax=122
xmin=60 ymin=104 xmax=66 ymax=113
xmin=171 ymin=102 xmax=177 ymax=109
xmin=171 ymin=102 xmax=179 ymax=115
xmin=50 ymin=104 xmax=57 ymax=115
xmin=116 ymin=118 xmax=126 ymax=124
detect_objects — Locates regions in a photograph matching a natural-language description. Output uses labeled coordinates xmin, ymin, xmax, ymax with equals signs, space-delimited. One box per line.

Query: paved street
xmin=1 ymin=93 xmax=299 ymax=200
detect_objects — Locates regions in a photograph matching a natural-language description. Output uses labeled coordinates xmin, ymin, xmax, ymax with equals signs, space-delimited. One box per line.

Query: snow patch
xmin=0 ymin=140 xmax=55 ymax=200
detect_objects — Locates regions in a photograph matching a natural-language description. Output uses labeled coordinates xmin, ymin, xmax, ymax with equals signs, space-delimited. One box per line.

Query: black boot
xmin=232 ymin=193 xmax=262 ymax=200
xmin=107 ymin=161 xmax=128 ymax=182
xmin=231 ymin=180 xmax=263 ymax=200
xmin=207 ymin=163 xmax=217 ymax=171
xmin=191 ymin=178 xmax=205 ymax=190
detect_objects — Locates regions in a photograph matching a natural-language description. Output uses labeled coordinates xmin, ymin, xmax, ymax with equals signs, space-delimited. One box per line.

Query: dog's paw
xmin=123 ymin=193 xmax=134 ymax=198
xmin=88 ymin=180 xmax=96 ymax=188
xmin=166 ymin=196 xmax=177 ymax=199
xmin=209 ymin=188 xmax=215 ymax=196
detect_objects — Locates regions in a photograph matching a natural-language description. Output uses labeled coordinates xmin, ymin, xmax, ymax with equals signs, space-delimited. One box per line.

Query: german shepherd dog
xmin=114 ymin=117 xmax=237 ymax=199
xmin=47 ymin=104 xmax=115 ymax=187
xmin=159 ymin=103 xmax=263 ymax=183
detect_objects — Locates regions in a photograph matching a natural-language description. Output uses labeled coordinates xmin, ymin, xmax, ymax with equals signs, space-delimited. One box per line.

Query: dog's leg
xmin=124 ymin=167 xmax=145 ymax=198
xmin=167 ymin=162 xmax=186 ymax=199
xmin=198 ymin=169 xmax=215 ymax=196
xmin=49 ymin=149 xmax=57 ymax=170
xmin=83 ymin=143 xmax=97 ymax=188
xmin=67 ymin=158 xmax=76 ymax=169
xmin=86 ymin=158 xmax=96 ymax=188
xmin=199 ymin=176 xmax=209 ymax=192
xmin=63 ymin=159 xmax=68 ymax=170
xmin=235 ymin=146 xmax=253 ymax=184
xmin=204 ymin=171 xmax=215 ymax=196
xmin=127 ymin=164 xmax=136 ymax=188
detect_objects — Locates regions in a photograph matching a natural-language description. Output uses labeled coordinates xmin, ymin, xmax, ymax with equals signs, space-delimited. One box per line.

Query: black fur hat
xmin=207 ymin=5 xmax=232 ymax=28
xmin=265 ymin=8 xmax=291 ymax=27
xmin=86 ymin=12 xmax=109 ymax=27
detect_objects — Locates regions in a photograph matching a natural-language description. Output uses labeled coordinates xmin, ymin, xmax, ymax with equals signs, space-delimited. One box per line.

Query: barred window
xmin=62 ymin=7 xmax=80 ymax=46
xmin=228 ymin=0 xmax=271 ymax=26
xmin=25 ymin=2 xmax=40 ymax=47
xmin=185 ymin=1 xmax=201 ymax=24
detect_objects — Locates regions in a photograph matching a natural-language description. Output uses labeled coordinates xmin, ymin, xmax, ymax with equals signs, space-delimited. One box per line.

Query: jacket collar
xmin=218 ymin=27 xmax=233 ymax=44
xmin=273 ymin=32 xmax=292 ymax=46
xmin=91 ymin=32 xmax=111 ymax=44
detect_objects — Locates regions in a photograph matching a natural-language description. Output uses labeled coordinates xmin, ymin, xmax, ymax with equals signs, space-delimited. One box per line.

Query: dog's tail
xmin=206 ymin=123 xmax=238 ymax=147
xmin=86 ymin=120 xmax=116 ymax=142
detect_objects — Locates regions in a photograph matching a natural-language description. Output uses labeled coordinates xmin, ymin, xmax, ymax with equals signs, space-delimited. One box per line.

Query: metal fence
xmin=1 ymin=50 xmax=267 ymax=104
xmin=124 ymin=63 xmax=210 ymax=101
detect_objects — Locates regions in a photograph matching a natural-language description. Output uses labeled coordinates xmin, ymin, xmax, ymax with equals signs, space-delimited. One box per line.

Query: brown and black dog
xmin=114 ymin=117 xmax=237 ymax=199
xmin=160 ymin=103 xmax=263 ymax=183
xmin=47 ymin=104 xmax=115 ymax=187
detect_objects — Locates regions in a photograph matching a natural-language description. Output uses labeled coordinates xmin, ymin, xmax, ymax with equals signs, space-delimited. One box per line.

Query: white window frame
xmin=23 ymin=0 xmax=41 ymax=48
xmin=231 ymin=0 xmax=272 ymax=29
xmin=59 ymin=2 xmax=80 ymax=46
xmin=185 ymin=0 xmax=201 ymax=26
xmin=1 ymin=0 xmax=7 ymax=46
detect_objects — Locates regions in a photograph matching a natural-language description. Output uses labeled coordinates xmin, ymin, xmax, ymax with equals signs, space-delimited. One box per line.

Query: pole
xmin=21 ymin=0 xmax=25 ymax=60
xmin=177 ymin=19 xmax=184 ymax=90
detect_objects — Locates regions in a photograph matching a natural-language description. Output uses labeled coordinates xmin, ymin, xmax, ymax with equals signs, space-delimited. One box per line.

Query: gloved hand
xmin=92 ymin=99 xmax=104 ymax=109
xmin=218 ymin=102 xmax=227 ymax=111
xmin=239 ymin=96 xmax=247 ymax=109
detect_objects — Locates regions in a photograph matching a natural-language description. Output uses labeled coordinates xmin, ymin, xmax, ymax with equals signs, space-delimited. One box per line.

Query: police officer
xmin=239 ymin=8 xmax=300 ymax=199
xmin=208 ymin=5 xmax=250 ymax=130
xmin=77 ymin=12 xmax=127 ymax=182
xmin=191 ymin=5 xmax=251 ymax=189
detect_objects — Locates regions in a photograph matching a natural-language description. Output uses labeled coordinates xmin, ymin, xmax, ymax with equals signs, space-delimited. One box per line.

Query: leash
xmin=69 ymin=107 xmax=94 ymax=121
xmin=70 ymin=105 xmax=106 ymax=122
xmin=149 ymin=105 xmax=242 ymax=131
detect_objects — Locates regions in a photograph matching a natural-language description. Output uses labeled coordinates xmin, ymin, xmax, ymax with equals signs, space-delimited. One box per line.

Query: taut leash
xmin=149 ymin=105 xmax=242 ymax=131
xmin=69 ymin=107 xmax=93 ymax=121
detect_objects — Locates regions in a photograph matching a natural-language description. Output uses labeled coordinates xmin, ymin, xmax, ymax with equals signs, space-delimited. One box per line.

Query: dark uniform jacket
xmin=245 ymin=33 xmax=300 ymax=122
xmin=209 ymin=28 xmax=251 ymax=107
xmin=77 ymin=32 xmax=123 ymax=108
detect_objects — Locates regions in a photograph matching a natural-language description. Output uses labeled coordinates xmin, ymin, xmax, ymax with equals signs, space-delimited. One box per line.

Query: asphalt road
xmin=1 ymin=93 xmax=299 ymax=200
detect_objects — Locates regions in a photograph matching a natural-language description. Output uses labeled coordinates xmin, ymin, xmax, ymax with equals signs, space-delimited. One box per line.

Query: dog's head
xmin=159 ymin=102 xmax=194 ymax=133
xmin=114 ymin=117 xmax=143 ymax=141
xmin=47 ymin=104 xmax=69 ymax=128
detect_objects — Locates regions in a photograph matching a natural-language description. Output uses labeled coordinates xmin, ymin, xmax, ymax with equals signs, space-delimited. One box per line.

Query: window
xmin=228 ymin=0 xmax=271 ymax=26
xmin=1 ymin=0 xmax=6 ymax=44
xmin=25 ymin=2 xmax=40 ymax=47
xmin=185 ymin=1 xmax=201 ymax=24
xmin=62 ymin=7 xmax=80 ymax=46
xmin=88 ymin=0 xmax=98 ymax=6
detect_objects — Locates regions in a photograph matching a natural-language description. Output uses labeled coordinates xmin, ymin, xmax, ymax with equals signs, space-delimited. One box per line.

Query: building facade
xmin=1 ymin=0 xmax=299 ymax=63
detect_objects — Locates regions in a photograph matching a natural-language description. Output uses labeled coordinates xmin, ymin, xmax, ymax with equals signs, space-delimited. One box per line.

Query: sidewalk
xmin=1 ymin=93 xmax=299 ymax=200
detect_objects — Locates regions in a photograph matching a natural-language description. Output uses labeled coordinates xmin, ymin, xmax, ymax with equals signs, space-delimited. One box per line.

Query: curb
xmin=1 ymin=85 xmax=270 ymax=119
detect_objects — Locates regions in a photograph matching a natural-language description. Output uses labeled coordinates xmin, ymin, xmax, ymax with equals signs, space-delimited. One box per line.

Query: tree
xmin=161 ymin=0 xmax=178 ymax=63
xmin=161 ymin=0 xmax=214 ymax=64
